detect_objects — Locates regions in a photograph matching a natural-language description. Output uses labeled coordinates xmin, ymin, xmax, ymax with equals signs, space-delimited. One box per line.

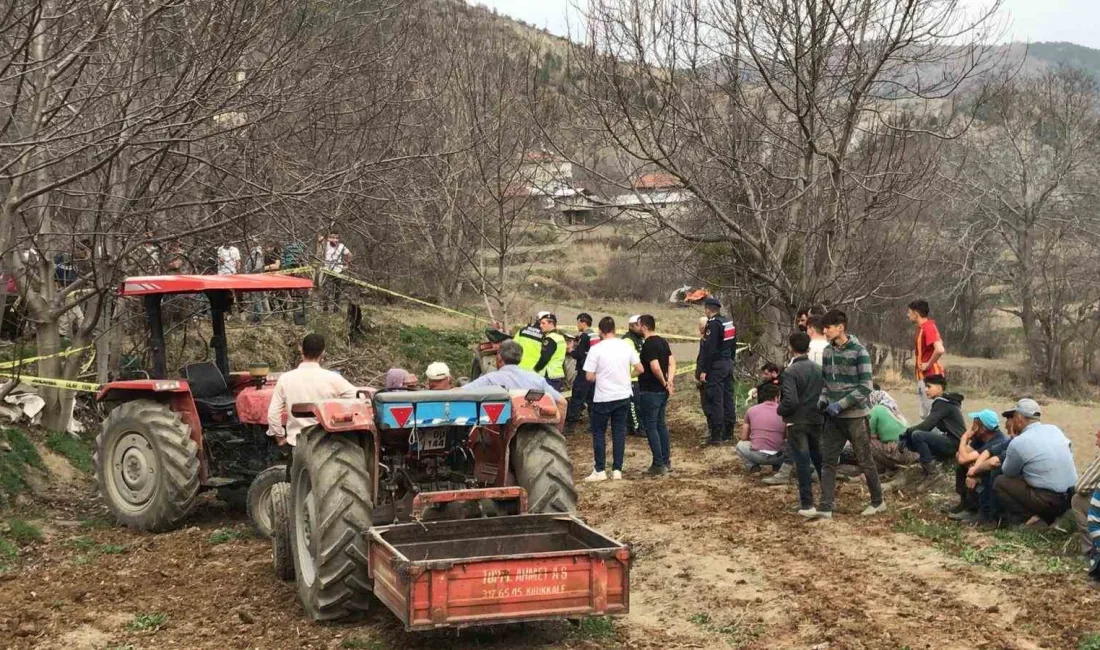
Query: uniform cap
xmin=703 ymin=296 xmax=721 ymax=309
xmin=628 ymin=314 xmax=641 ymax=325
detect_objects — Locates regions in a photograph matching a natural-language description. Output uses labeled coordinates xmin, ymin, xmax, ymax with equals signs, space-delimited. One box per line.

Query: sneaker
xmin=761 ymin=466 xmax=792 ymax=485
xmin=611 ymin=470 xmax=623 ymax=480
xmin=949 ymin=510 xmax=980 ymax=523
xmin=860 ymin=502 xmax=887 ymax=516
xmin=646 ymin=465 xmax=669 ymax=477
xmin=797 ymin=507 xmax=818 ymax=518
xmin=806 ymin=510 xmax=833 ymax=521
xmin=940 ymin=500 xmax=968 ymax=515
xmin=584 ymin=470 xmax=608 ymax=483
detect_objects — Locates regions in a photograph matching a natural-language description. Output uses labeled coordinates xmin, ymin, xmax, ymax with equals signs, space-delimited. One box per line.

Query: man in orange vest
xmin=907 ymin=299 xmax=946 ymax=419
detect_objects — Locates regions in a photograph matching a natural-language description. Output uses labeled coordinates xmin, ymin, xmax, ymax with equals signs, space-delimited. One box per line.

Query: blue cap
xmin=968 ymin=409 xmax=999 ymax=431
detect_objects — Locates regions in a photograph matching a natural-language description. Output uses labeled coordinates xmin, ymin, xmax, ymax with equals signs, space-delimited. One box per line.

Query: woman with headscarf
xmin=866 ymin=384 xmax=918 ymax=473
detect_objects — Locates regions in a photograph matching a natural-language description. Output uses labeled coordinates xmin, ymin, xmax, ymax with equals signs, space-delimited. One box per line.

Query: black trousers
xmin=566 ymin=373 xmax=593 ymax=424
xmin=704 ymin=359 xmax=736 ymax=441
xmin=993 ymin=475 xmax=1072 ymax=524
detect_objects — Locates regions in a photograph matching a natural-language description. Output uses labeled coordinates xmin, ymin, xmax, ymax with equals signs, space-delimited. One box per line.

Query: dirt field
xmin=2 ymin=391 xmax=1099 ymax=650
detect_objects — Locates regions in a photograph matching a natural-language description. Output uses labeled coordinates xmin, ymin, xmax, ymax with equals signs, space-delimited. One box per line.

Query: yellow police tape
xmin=272 ymin=264 xmax=720 ymax=342
xmin=0 ymin=371 xmax=100 ymax=393
xmin=0 ymin=344 xmax=93 ymax=370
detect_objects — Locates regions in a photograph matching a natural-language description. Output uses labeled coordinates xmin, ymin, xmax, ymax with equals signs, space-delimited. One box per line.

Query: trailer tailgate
xmin=367 ymin=514 xmax=630 ymax=630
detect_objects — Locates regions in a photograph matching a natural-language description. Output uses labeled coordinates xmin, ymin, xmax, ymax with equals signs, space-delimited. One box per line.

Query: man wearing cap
xmin=624 ymin=315 xmax=646 ymax=438
xmin=513 ymin=312 xmax=548 ymax=371
xmin=946 ymin=409 xmax=1010 ymax=522
xmin=993 ymin=399 xmax=1077 ymax=525
xmin=533 ymin=314 xmax=567 ymax=392
xmin=699 ymin=297 xmax=737 ymax=445
xmin=425 ymin=362 xmax=452 ymax=390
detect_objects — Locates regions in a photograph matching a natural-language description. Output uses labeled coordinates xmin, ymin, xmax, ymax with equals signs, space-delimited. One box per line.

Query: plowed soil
xmin=2 ymin=391 xmax=1098 ymax=650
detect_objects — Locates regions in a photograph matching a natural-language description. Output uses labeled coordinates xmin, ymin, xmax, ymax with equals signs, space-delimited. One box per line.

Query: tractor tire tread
xmin=512 ymin=424 xmax=578 ymax=514
xmin=94 ymin=399 xmax=200 ymax=532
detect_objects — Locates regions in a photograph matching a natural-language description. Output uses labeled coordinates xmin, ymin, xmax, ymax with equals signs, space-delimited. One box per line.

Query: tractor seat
xmin=180 ymin=362 xmax=237 ymax=420
xmin=373 ymin=387 xmax=511 ymax=404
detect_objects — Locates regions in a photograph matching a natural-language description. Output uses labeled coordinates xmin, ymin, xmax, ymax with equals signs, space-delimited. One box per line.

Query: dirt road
xmin=1 ymin=392 xmax=1098 ymax=649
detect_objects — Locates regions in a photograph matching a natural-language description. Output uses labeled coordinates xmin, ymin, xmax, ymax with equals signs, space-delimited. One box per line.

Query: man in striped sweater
xmin=804 ymin=309 xmax=885 ymax=520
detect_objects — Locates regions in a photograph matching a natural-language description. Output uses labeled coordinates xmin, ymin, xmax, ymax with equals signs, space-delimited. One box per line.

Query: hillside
xmin=1011 ymin=41 xmax=1100 ymax=77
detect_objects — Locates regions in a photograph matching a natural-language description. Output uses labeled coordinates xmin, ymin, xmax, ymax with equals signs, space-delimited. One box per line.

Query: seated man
xmin=736 ymin=384 xmax=785 ymax=473
xmin=868 ymin=391 xmax=918 ymax=474
xmin=993 ymin=398 xmax=1077 ymax=526
xmin=425 ymin=362 xmax=452 ymax=390
xmin=947 ymin=409 xmax=1010 ymax=522
xmin=1073 ymin=430 xmax=1100 ymax=559
xmin=267 ymin=333 xmax=358 ymax=447
xmin=462 ymin=339 xmax=567 ymax=430
xmin=901 ymin=374 xmax=965 ymax=477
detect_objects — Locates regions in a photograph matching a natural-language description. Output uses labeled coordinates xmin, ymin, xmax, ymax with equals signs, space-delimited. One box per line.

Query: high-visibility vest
xmin=625 ymin=332 xmax=644 ymax=383
xmin=543 ymin=331 xmax=567 ymax=380
xmin=514 ymin=324 xmax=543 ymax=371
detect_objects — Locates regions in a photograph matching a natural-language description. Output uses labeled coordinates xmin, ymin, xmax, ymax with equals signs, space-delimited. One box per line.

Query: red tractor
xmin=94 ymin=274 xmax=315 ymax=534
xmin=278 ymin=386 xmax=583 ymax=623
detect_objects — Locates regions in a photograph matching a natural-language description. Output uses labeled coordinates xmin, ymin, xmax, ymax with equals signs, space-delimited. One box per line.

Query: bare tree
xmin=948 ymin=67 xmax=1100 ymax=388
xmin=563 ymin=0 xmax=1002 ymax=352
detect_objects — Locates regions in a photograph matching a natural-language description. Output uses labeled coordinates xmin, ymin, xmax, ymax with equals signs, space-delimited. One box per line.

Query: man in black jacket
xmin=901 ymin=374 xmax=965 ymax=477
xmin=778 ymin=331 xmax=826 ymax=516
xmin=565 ymin=313 xmax=594 ymax=429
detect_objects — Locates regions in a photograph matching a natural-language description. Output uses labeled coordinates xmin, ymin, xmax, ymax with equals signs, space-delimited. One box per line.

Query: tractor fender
xmin=96 ymin=380 xmax=207 ymax=483
xmin=290 ymin=398 xmax=377 ymax=434
xmin=507 ymin=393 xmax=560 ymax=428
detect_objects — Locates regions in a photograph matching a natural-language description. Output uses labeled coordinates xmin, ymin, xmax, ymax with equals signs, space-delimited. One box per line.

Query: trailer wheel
xmin=95 ymin=399 xmax=200 ymax=532
xmin=512 ymin=424 xmax=578 ymax=513
xmin=270 ymin=482 xmax=294 ymax=581
xmin=290 ymin=429 xmax=373 ymax=621
xmin=247 ymin=465 xmax=287 ymax=537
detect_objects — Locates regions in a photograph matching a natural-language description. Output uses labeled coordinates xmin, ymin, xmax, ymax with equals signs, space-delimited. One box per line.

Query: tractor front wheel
xmin=511 ymin=424 xmax=578 ymax=513
xmin=270 ymin=482 xmax=294 ymax=581
xmin=290 ymin=429 xmax=373 ymax=621
xmin=95 ymin=399 xmax=200 ymax=532
xmin=247 ymin=464 xmax=287 ymax=537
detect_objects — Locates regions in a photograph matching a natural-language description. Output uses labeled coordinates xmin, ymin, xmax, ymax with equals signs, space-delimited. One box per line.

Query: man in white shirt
xmin=267 ymin=334 xmax=358 ymax=446
xmin=320 ymin=232 xmax=352 ymax=312
xmin=582 ymin=316 xmax=644 ymax=482
xmin=807 ymin=314 xmax=829 ymax=366
xmin=216 ymin=243 xmax=241 ymax=275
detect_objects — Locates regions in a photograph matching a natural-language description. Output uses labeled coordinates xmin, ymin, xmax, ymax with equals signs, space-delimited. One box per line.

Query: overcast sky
xmin=472 ymin=0 xmax=1100 ymax=49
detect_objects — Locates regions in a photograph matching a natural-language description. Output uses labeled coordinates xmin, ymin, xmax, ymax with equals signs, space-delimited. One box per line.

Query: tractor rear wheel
xmin=270 ymin=482 xmax=294 ymax=581
xmin=95 ymin=399 xmax=200 ymax=532
xmin=511 ymin=424 xmax=577 ymax=513
xmin=290 ymin=428 xmax=373 ymax=621
xmin=247 ymin=464 xmax=287 ymax=537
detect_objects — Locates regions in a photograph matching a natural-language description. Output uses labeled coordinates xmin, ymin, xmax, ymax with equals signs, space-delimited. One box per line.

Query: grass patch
xmin=0 ymin=537 xmax=16 ymax=559
xmin=341 ymin=639 xmax=385 ymax=649
xmin=45 ymin=431 xmax=92 ymax=473
xmin=688 ymin=612 xmax=763 ymax=647
xmin=570 ymin=616 xmax=616 ymax=640
xmin=100 ymin=543 xmax=126 ymax=555
xmin=396 ymin=326 xmax=480 ymax=375
xmin=66 ymin=536 xmax=98 ymax=551
xmin=6 ymin=518 xmax=42 ymax=543
xmin=1080 ymin=633 xmax=1100 ymax=650
xmin=893 ymin=512 xmax=963 ymax=545
xmin=0 ymin=428 xmax=45 ymax=505
xmin=127 ymin=612 xmax=168 ymax=632
xmin=208 ymin=528 xmax=246 ymax=545
xmin=79 ymin=518 xmax=112 ymax=530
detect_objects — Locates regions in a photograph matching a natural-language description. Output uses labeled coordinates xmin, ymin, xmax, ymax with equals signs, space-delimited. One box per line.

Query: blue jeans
xmin=590 ymin=398 xmax=629 ymax=472
xmin=638 ymin=391 xmax=670 ymax=468
xmin=788 ymin=423 xmax=824 ymax=510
